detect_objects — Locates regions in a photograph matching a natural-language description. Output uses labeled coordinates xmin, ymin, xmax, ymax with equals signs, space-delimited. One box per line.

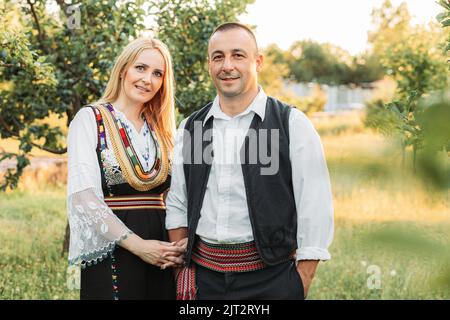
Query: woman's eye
xmin=154 ymin=71 xmax=163 ymax=77
xmin=136 ymin=65 xmax=145 ymax=71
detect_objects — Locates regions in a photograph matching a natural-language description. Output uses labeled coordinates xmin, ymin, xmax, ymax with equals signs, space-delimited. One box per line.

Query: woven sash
xmin=176 ymin=239 xmax=266 ymax=300
xmin=104 ymin=193 xmax=165 ymax=211
xmin=192 ymin=239 xmax=266 ymax=273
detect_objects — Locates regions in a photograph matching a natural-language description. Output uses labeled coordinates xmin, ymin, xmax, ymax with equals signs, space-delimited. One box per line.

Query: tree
xmin=258 ymin=46 xmax=290 ymax=97
xmin=259 ymin=45 xmax=327 ymax=115
xmin=152 ymin=0 xmax=254 ymax=118
xmin=0 ymin=3 xmax=57 ymax=188
xmin=368 ymin=0 xmax=411 ymax=58
xmin=346 ymin=53 xmax=385 ymax=85
xmin=286 ymin=40 xmax=347 ymax=85
xmin=263 ymin=43 xmax=288 ymax=65
xmin=364 ymin=0 xmax=449 ymax=169
xmin=415 ymin=0 xmax=450 ymax=190
xmin=285 ymin=40 xmax=383 ymax=86
xmin=437 ymin=0 xmax=450 ymax=60
xmin=368 ymin=2 xmax=450 ymax=293
xmin=1 ymin=0 xmax=255 ymax=190
xmin=0 ymin=0 xmax=147 ymax=190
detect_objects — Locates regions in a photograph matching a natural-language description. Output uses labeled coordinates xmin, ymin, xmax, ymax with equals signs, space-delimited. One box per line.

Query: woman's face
xmin=121 ymin=49 xmax=165 ymax=106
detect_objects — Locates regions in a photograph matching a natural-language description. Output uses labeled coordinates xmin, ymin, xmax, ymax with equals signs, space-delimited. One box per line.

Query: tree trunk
xmin=61 ymin=221 xmax=70 ymax=257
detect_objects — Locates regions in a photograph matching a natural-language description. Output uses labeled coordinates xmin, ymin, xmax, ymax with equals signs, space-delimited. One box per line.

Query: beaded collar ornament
xmin=97 ymin=103 xmax=169 ymax=191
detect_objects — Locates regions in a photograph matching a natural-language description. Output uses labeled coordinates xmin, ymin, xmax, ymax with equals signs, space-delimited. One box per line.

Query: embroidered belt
xmin=192 ymin=239 xmax=266 ymax=273
xmin=104 ymin=194 xmax=166 ymax=210
xmin=176 ymin=239 xmax=266 ymax=300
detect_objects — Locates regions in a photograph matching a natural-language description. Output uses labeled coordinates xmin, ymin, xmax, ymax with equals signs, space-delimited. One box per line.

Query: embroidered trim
xmin=111 ymin=253 xmax=119 ymax=300
xmin=100 ymin=148 xmax=128 ymax=186
xmin=68 ymin=231 xmax=133 ymax=268
xmin=97 ymin=103 xmax=169 ymax=191
xmin=104 ymin=194 xmax=166 ymax=210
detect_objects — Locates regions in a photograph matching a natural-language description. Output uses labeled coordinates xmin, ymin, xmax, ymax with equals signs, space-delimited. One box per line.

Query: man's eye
xmin=234 ymin=54 xmax=244 ymax=58
xmin=213 ymin=56 xmax=223 ymax=61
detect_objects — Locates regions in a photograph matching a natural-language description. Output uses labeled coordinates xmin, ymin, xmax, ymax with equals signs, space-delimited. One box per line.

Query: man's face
xmin=208 ymin=28 xmax=263 ymax=99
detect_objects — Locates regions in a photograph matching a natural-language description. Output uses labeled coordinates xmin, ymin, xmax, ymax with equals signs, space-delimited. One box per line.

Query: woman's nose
xmin=141 ymin=72 xmax=152 ymax=84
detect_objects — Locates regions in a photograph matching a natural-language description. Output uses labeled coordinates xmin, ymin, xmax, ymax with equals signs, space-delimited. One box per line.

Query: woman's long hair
xmin=98 ymin=37 xmax=176 ymax=154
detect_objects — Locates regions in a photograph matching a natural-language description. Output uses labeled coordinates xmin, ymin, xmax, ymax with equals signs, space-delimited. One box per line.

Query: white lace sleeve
xmin=67 ymin=108 xmax=133 ymax=268
xmin=67 ymin=187 xmax=133 ymax=267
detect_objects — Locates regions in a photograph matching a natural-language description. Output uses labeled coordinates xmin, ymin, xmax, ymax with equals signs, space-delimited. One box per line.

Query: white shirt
xmin=166 ymin=88 xmax=334 ymax=261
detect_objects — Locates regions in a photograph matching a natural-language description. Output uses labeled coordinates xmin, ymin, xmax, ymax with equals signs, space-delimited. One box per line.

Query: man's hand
xmin=175 ymin=237 xmax=188 ymax=251
xmin=296 ymin=260 xmax=319 ymax=298
xmin=161 ymin=237 xmax=188 ymax=270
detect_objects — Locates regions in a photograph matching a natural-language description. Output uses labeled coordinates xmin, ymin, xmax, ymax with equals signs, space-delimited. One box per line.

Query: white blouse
xmin=66 ymin=106 xmax=156 ymax=267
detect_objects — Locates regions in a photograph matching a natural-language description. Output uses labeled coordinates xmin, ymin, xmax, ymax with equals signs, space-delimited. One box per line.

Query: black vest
xmin=183 ymin=97 xmax=297 ymax=266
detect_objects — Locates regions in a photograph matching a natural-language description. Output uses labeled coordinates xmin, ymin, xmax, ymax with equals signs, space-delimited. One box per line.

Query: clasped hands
xmin=135 ymin=237 xmax=188 ymax=269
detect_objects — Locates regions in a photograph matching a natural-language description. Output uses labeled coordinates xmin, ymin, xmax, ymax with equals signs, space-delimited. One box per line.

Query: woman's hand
xmin=119 ymin=233 xmax=185 ymax=267
xmin=135 ymin=239 xmax=185 ymax=267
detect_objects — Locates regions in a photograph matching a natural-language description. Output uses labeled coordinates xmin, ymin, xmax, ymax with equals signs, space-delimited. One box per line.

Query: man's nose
xmin=221 ymin=57 xmax=235 ymax=72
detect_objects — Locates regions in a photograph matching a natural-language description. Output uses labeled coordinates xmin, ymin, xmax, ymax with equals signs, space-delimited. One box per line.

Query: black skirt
xmin=80 ymin=208 xmax=176 ymax=300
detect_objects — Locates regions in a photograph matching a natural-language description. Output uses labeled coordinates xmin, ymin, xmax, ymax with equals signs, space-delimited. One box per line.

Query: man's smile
xmin=218 ymin=75 xmax=240 ymax=83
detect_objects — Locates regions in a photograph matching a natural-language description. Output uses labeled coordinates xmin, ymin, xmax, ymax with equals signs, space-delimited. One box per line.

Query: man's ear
xmin=256 ymin=53 xmax=264 ymax=72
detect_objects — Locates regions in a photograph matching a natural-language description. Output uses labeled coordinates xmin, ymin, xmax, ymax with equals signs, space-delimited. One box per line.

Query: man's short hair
xmin=209 ymin=22 xmax=259 ymax=54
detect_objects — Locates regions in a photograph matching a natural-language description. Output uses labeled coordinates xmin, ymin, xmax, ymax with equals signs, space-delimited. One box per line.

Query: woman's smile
xmin=135 ymin=84 xmax=150 ymax=93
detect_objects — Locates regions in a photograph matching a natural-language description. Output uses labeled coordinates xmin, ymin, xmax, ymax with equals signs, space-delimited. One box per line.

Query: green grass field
xmin=0 ymin=111 xmax=449 ymax=299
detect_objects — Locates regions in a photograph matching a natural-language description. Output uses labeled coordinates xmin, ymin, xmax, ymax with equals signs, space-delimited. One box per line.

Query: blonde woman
xmin=66 ymin=37 xmax=185 ymax=300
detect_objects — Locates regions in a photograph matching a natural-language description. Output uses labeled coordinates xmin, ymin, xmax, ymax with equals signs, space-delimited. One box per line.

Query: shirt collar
xmin=203 ymin=86 xmax=268 ymax=125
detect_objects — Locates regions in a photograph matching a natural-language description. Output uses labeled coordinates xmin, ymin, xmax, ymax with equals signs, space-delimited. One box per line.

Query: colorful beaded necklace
xmin=97 ymin=103 xmax=169 ymax=191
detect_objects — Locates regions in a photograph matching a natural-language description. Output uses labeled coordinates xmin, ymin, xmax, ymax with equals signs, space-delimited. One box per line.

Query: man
xmin=165 ymin=22 xmax=334 ymax=300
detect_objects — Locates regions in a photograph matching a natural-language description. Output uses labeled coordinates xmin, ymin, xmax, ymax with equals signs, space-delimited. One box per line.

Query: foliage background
xmin=0 ymin=0 xmax=449 ymax=299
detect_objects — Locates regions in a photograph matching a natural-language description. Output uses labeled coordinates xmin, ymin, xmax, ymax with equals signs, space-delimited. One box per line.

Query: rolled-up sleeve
xmin=165 ymin=119 xmax=189 ymax=230
xmin=289 ymin=108 xmax=334 ymax=261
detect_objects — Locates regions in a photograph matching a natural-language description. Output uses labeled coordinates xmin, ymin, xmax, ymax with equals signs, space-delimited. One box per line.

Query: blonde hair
xmin=97 ymin=37 xmax=176 ymax=153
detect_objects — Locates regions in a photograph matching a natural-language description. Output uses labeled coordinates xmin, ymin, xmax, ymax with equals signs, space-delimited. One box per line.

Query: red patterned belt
xmin=192 ymin=239 xmax=266 ymax=273
xmin=104 ymin=194 xmax=166 ymax=211
xmin=176 ymin=239 xmax=266 ymax=300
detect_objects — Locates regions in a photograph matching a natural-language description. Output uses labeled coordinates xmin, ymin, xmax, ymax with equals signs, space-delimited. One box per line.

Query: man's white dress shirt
xmin=166 ymin=88 xmax=334 ymax=261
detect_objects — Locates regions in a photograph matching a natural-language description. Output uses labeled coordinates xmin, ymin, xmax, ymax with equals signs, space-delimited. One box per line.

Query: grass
xmin=0 ymin=110 xmax=449 ymax=299
xmin=309 ymin=219 xmax=449 ymax=299
xmin=0 ymin=188 xmax=77 ymax=299
xmin=309 ymin=111 xmax=450 ymax=299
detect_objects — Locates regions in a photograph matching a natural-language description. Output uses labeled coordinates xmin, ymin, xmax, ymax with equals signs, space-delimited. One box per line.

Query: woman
xmin=66 ymin=37 xmax=184 ymax=300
